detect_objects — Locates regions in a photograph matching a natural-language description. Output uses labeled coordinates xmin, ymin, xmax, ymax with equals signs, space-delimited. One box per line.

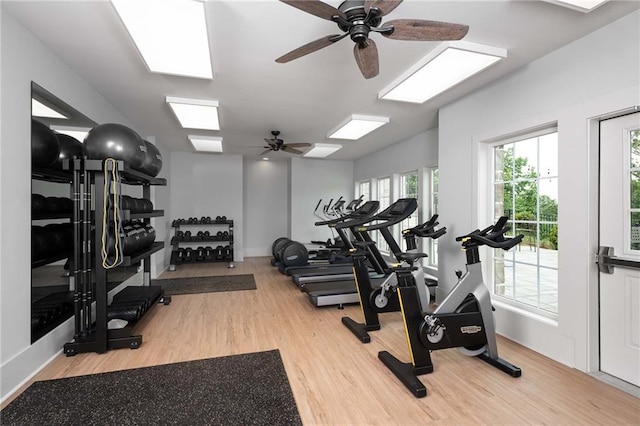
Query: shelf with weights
xmin=31 ymin=155 xmax=77 ymax=343
xmin=64 ymin=127 xmax=169 ymax=356
xmin=169 ymin=216 xmax=235 ymax=270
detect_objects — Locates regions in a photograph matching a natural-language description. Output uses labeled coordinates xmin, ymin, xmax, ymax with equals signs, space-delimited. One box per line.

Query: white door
xmin=599 ymin=111 xmax=640 ymax=387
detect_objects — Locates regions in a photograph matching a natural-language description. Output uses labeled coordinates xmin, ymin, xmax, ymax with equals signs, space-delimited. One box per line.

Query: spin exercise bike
xmin=378 ymin=216 xmax=523 ymax=397
xmin=341 ymin=214 xmax=446 ymax=343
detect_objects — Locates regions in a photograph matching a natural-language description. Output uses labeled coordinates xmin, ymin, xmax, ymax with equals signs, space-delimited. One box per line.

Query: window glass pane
xmin=494 ymin=182 xmax=511 ymax=218
xmin=631 ymin=211 xmax=640 ymax=251
xmin=539 ymin=133 xmax=558 ymax=178
xmin=494 ymin=258 xmax=514 ymax=298
xmin=539 ymin=179 xmax=558 ymax=219
xmin=631 ymin=172 xmax=640 ymax=209
xmin=539 ymin=267 xmax=558 ymax=313
xmin=539 ymin=238 xmax=558 ymax=269
xmin=428 ymin=168 xmax=439 ymax=267
xmin=432 ymin=169 xmax=439 ymax=192
xmin=377 ymin=177 xmax=391 ymax=252
xmin=514 ymin=263 xmax=539 ymax=308
xmin=514 ymin=221 xmax=537 ymax=248
xmin=514 ymin=180 xmax=537 ymax=220
xmin=494 ymin=145 xmax=512 ymax=182
xmin=631 ymin=130 xmax=640 ymax=169
xmin=513 ymin=137 xmax=537 ymax=178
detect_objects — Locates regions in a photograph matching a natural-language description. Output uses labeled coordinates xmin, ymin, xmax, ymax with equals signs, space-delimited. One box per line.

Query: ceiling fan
xmin=260 ymin=131 xmax=311 ymax=155
xmin=276 ymin=0 xmax=469 ymax=79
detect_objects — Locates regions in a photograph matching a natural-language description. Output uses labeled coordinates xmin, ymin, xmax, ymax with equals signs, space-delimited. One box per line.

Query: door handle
xmin=597 ymin=246 xmax=640 ymax=274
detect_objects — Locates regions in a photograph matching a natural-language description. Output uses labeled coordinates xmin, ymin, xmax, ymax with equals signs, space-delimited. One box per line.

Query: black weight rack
xmin=64 ymin=159 xmax=168 ymax=356
xmin=169 ymin=218 xmax=234 ymax=270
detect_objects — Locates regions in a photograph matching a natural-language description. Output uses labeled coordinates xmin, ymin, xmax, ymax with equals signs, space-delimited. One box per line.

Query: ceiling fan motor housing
xmin=337 ymin=0 xmax=382 ymax=42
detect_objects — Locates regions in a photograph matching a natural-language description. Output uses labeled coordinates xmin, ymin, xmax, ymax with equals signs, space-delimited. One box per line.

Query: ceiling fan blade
xmin=260 ymin=149 xmax=272 ymax=156
xmin=282 ymin=146 xmax=304 ymax=155
xmin=382 ymin=19 xmax=469 ymax=41
xmin=264 ymin=138 xmax=277 ymax=147
xmin=353 ymin=39 xmax=379 ymax=79
xmin=285 ymin=143 xmax=312 ymax=148
xmin=280 ymin=0 xmax=346 ymax=21
xmin=276 ymin=34 xmax=346 ymax=63
xmin=365 ymin=0 xmax=403 ymax=16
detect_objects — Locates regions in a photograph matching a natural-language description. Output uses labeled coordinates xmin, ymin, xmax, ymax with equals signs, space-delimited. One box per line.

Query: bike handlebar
xmin=455 ymin=216 xmax=523 ymax=250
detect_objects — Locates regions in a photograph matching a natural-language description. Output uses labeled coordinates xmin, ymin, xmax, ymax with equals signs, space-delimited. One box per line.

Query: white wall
xmin=354 ymin=129 xmax=438 ymax=183
xmin=243 ymin=158 xmax=289 ymax=257
xmin=290 ymin=158 xmax=354 ymax=244
xmin=169 ymin=152 xmax=244 ymax=260
xmin=0 ymin=10 xmax=170 ymax=402
xmin=438 ymin=10 xmax=640 ymax=371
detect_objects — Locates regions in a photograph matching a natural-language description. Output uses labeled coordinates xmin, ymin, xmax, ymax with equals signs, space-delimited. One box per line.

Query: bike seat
xmin=398 ymin=252 xmax=428 ymax=263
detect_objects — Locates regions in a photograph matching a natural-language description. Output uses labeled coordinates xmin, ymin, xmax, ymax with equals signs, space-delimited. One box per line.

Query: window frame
xmin=487 ymin=126 xmax=559 ymax=319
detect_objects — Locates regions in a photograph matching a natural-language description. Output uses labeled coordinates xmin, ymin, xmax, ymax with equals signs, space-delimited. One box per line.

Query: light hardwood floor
xmin=4 ymin=257 xmax=640 ymax=425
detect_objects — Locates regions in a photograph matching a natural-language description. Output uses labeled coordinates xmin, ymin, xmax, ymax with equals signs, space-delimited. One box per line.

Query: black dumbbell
xmin=223 ymin=231 xmax=229 ymax=237
xmin=204 ymin=230 xmax=210 ymax=238
xmin=184 ymin=247 xmax=193 ymax=262
xmin=215 ymin=245 xmax=224 ymax=260
xmin=220 ymin=216 xmax=227 ymax=222
xmin=196 ymin=246 xmax=205 ymax=261
xmin=184 ymin=230 xmax=192 ymax=241
xmin=204 ymin=246 xmax=214 ymax=260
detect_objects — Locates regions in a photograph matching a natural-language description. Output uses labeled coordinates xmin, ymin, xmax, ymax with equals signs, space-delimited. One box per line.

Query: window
xmin=399 ymin=171 xmax=419 ymax=250
xmin=629 ymin=129 xmax=640 ymax=251
xmin=492 ymin=130 xmax=558 ymax=316
xmin=356 ymin=180 xmax=370 ymax=201
xmin=428 ymin=168 xmax=439 ymax=267
xmin=375 ymin=176 xmax=391 ymax=253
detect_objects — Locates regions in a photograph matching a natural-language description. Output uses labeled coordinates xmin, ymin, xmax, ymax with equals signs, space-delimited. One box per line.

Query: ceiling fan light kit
xmin=277 ymin=0 xmax=470 ymax=79
xmin=379 ymin=41 xmax=507 ymax=104
xmin=328 ymin=114 xmax=389 ymax=140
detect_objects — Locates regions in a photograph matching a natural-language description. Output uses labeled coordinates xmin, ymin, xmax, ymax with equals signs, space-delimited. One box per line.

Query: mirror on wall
xmin=30 ymin=82 xmax=137 ymax=343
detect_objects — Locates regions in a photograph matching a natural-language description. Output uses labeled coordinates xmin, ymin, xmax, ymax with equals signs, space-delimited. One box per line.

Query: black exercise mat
xmin=1 ymin=350 xmax=302 ymax=426
xmin=151 ymin=274 xmax=256 ymax=296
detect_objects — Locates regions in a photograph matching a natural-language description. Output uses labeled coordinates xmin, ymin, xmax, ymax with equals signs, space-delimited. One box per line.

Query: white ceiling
xmin=4 ymin=0 xmax=639 ymax=160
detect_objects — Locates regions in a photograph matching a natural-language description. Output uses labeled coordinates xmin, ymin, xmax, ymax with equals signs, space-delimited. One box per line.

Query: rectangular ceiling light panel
xmin=328 ymin=115 xmax=389 ymax=140
xmin=111 ymin=0 xmax=213 ymax=79
xmin=167 ymin=97 xmax=220 ymax=130
xmin=542 ymin=0 xmax=609 ymax=12
xmin=32 ymin=99 xmax=68 ymax=119
xmin=304 ymin=143 xmax=343 ymax=158
xmin=189 ymin=135 xmax=223 ymax=152
xmin=379 ymin=41 xmax=507 ymax=104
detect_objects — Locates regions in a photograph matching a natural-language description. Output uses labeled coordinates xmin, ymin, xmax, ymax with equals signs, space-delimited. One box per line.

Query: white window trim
xmin=481 ymin=125 xmax=559 ymax=321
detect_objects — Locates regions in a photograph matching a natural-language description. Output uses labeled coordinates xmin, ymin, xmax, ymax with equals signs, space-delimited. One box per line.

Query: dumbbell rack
xmin=64 ymin=159 xmax=168 ymax=356
xmin=169 ymin=218 xmax=234 ymax=270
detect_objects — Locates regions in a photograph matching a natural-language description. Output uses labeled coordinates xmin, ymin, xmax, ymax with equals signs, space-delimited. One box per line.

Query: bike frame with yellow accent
xmin=378 ymin=217 xmax=523 ymax=398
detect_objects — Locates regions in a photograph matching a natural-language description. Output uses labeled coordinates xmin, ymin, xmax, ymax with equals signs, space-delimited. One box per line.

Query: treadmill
xmin=279 ymin=197 xmax=364 ymax=275
xmin=288 ymin=201 xmax=387 ymax=285
xmin=306 ymin=198 xmax=419 ymax=307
